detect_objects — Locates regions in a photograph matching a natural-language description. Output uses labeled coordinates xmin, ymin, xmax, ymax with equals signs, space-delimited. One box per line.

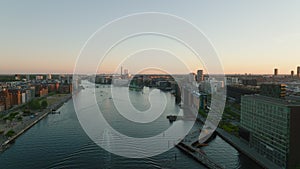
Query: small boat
xmin=51 ymin=111 xmax=61 ymax=114
xmin=167 ymin=115 xmax=177 ymax=123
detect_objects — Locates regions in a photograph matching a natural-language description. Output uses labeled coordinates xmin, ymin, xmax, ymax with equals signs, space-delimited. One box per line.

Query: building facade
xmin=240 ymin=95 xmax=300 ymax=169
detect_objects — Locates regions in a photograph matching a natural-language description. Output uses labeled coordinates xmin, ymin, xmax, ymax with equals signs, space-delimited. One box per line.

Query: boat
xmin=166 ymin=115 xmax=177 ymax=123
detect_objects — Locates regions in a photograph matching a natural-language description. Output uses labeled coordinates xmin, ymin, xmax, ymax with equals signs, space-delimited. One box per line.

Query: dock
xmin=176 ymin=142 xmax=223 ymax=169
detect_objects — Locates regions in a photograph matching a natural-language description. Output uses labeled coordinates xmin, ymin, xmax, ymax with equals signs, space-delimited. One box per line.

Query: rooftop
xmin=242 ymin=94 xmax=300 ymax=107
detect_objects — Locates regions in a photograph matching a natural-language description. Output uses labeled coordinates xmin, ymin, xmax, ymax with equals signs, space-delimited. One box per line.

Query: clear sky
xmin=0 ymin=0 xmax=299 ymax=74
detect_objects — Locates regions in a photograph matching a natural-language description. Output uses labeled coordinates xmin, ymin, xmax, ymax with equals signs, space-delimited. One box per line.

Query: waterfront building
xmin=58 ymin=84 xmax=72 ymax=94
xmin=21 ymin=91 xmax=26 ymax=104
xmin=48 ymin=83 xmax=59 ymax=93
xmin=0 ymin=89 xmax=11 ymax=110
xmin=240 ymin=95 xmax=300 ymax=169
xmin=25 ymin=89 xmax=32 ymax=103
xmin=39 ymin=87 xmax=48 ymax=97
xmin=8 ymin=89 xmax=21 ymax=106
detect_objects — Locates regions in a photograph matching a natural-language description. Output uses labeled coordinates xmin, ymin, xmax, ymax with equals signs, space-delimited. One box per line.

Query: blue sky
xmin=1 ymin=0 xmax=300 ymax=74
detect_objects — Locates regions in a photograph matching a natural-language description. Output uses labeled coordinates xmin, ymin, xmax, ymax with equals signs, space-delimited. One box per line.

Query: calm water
xmin=0 ymin=82 xmax=261 ymax=169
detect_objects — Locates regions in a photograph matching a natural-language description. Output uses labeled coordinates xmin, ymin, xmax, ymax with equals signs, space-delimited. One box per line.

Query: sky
xmin=0 ymin=0 xmax=300 ymax=74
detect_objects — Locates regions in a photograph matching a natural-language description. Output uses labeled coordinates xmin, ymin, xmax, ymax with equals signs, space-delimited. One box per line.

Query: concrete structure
xmin=240 ymin=95 xmax=300 ymax=169
xmin=297 ymin=66 xmax=300 ymax=78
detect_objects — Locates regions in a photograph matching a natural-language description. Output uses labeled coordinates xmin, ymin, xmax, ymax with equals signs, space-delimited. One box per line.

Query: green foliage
xmin=41 ymin=100 xmax=48 ymax=109
xmin=5 ymin=130 xmax=15 ymax=137
xmin=199 ymin=109 xmax=208 ymax=118
xmin=23 ymin=109 xmax=31 ymax=115
xmin=220 ymin=122 xmax=239 ymax=135
xmin=3 ymin=112 xmax=19 ymax=121
xmin=17 ymin=116 xmax=23 ymax=121
xmin=29 ymin=99 xmax=41 ymax=110
xmin=223 ymin=106 xmax=240 ymax=121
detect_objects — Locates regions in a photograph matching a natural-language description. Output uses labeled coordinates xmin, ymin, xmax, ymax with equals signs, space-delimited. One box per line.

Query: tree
xmin=5 ymin=130 xmax=15 ymax=137
xmin=41 ymin=100 xmax=48 ymax=109
xmin=29 ymin=100 xmax=41 ymax=110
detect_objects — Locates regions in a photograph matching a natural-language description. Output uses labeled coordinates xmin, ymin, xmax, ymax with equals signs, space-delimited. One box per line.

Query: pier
xmin=176 ymin=142 xmax=223 ymax=169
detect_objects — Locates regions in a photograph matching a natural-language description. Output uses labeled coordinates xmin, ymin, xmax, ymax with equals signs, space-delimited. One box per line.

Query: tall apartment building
xmin=240 ymin=95 xmax=300 ymax=169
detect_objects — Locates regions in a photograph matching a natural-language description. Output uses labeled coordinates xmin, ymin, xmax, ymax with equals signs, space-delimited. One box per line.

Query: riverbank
xmin=216 ymin=128 xmax=281 ymax=169
xmin=0 ymin=94 xmax=72 ymax=152
xmin=196 ymin=114 xmax=280 ymax=169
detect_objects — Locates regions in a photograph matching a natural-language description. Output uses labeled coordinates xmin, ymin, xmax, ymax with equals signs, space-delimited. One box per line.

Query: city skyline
xmin=1 ymin=1 xmax=300 ymax=74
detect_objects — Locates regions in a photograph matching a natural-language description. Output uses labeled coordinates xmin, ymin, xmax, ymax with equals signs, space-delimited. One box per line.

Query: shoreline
xmin=0 ymin=94 xmax=72 ymax=153
xmin=196 ymin=114 xmax=280 ymax=169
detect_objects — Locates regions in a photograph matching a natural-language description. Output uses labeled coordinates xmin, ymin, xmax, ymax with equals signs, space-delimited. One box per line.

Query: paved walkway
xmin=0 ymin=94 xmax=72 ymax=151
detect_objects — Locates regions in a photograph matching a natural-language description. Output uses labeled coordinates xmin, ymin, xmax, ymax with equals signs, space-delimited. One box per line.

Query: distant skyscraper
xmin=297 ymin=66 xmax=300 ymax=78
xmin=274 ymin=68 xmax=278 ymax=76
xmin=196 ymin=70 xmax=204 ymax=82
xmin=291 ymin=70 xmax=294 ymax=77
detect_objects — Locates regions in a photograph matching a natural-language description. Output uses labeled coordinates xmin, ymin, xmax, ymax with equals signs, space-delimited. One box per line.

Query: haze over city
xmin=1 ymin=1 xmax=300 ymax=74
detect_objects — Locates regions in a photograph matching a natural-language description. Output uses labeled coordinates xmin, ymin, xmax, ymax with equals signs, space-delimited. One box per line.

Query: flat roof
xmin=242 ymin=94 xmax=300 ymax=107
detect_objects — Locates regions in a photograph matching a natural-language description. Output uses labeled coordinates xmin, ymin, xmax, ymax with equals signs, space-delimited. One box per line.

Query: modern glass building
xmin=240 ymin=95 xmax=300 ymax=169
